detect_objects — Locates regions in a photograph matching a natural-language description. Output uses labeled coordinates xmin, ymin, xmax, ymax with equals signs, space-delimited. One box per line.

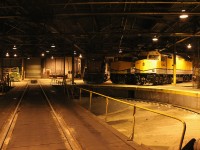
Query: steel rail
xmin=77 ymin=87 xmax=186 ymax=150
xmin=39 ymin=83 xmax=82 ymax=150
xmin=0 ymin=83 xmax=28 ymax=149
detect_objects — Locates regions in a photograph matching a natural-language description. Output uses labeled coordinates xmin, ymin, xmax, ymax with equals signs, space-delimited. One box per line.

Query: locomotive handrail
xmin=76 ymin=87 xmax=186 ymax=150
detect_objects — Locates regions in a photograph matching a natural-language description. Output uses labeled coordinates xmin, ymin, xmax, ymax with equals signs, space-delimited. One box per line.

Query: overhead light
xmin=74 ymin=51 xmax=77 ymax=55
xmin=46 ymin=50 xmax=50 ymax=53
xmin=51 ymin=44 xmax=55 ymax=48
xmin=179 ymin=10 xmax=188 ymax=19
xmin=14 ymin=54 xmax=17 ymax=57
xmin=27 ymin=57 xmax=30 ymax=60
xmin=179 ymin=14 xmax=188 ymax=19
xmin=51 ymin=56 xmax=54 ymax=59
xmin=13 ymin=45 xmax=17 ymax=50
xmin=152 ymin=36 xmax=158 ymax=42
xmin=119 ymin=49 xmax=122 ymax=53
xmin=6 ymin=52 xmax=9 ymax=57
xmin=41 ymin=53 xmax=45 ymax=57
xmin=79 ymin=54 xmax=82 ymax=58
xmin=187 ymin=44 xmax=192 ymax=49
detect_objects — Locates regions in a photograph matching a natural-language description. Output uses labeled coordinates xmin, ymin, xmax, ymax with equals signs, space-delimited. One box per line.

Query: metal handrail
xmin=77 ymin=87 xmax=186 ymax=150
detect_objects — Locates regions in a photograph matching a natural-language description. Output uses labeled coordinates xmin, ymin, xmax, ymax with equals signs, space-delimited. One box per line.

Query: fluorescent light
xmin=179 ymin=14 xmax=188 ymax=19
xmin=13 ymin=45 xmax=17 ymax=49
xmin=152 ymin=36 xmax=158 ymax=42
xmin=51 ymin=44 xmax=55 ymax=48
xmin=179 ymin=10 xmax=188 ymax=19
xmin=187 ymin=44 xmax=192 ymax=49
xmin=6 ymin=52 xmax=9 ymax=57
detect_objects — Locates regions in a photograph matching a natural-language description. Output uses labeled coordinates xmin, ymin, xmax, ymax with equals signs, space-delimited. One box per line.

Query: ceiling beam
xmin=1 ymin=32 xmax=200 ymax=37
xmin=50 ymin=2 xmax=200 ymax=5
xmin=55 ymin=12 xmax=200 ymax=16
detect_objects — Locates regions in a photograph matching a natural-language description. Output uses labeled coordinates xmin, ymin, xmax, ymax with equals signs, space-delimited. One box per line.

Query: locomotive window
xmin=161 ymin=56 xmax=166 ymax=61
xmin=148 ymin=55 xmax=159 ymax=60
xmin=137 ymin=56 xmax=147 ymax=60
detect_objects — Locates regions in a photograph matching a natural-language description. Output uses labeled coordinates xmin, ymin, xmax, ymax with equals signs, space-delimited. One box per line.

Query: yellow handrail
xmin=76 ymin=87 xmax=186 ymax=150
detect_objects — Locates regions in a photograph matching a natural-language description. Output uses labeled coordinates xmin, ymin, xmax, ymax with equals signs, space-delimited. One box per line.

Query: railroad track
xmin=123 ymin=98 xmax=200 ymax=115
xmin=0 ymin=82 xmax=81 ymax=150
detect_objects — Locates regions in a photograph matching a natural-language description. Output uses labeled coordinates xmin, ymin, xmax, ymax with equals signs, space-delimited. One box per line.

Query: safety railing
xmin=76 ymin=87 xmax=186 ymax=150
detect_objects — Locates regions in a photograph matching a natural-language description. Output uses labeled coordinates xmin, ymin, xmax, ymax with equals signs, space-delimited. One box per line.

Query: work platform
xmin=74 ymin=80 xmax=200 ymax=111
xmin=51 ymin=79 xmax=200 ymax=150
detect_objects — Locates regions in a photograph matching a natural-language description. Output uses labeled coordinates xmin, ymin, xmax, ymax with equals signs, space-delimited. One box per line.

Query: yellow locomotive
xmin=110 ymin=55 xmax=136 ymax=84
xmin=110 ymin=50 xmax=193 ymax=85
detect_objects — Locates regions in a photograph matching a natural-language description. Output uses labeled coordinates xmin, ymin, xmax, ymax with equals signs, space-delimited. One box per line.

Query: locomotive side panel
xmin=83 ymin=58 xmax=106 ymax=84
xmin=110 ymin=56 xmax=136 ymax=84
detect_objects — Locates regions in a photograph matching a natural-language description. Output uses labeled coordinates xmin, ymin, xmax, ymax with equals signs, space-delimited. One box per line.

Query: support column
xmin=173 ymin=46 xmax=176 ymax=85
xmin=63 ymin=56 xmax=66 ymax=83
xmin=1 ymin=55 xmax=3 ymax=80
xmin=72 ymin=48 xmax=75 ymax=84
xmin=21 ymin=57 xmax=24 ymax=80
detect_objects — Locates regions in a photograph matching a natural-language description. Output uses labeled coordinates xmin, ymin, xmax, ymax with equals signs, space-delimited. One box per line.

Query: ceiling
xmin=0 ymin=1 xmax=200 ymax=59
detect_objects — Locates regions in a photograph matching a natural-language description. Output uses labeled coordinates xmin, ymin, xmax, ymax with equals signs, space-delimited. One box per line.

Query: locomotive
xmin=110 ymin=54 xmax=137 ymax=84
xmin=110 ymin=50 xmax=193 ymax=85
xmin=83 ymin=56 xmax=107 ymax=84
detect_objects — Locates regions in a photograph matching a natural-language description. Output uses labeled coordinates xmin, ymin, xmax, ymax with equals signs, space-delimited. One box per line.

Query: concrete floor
xmin=78 ymin=95 xmax=200 ymax=150
xmin=17 ymin=79 xmax=200 ymax=150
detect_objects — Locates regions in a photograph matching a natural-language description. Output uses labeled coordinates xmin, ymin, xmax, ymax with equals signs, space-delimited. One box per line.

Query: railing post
xmin=105 ymin=97 xmax=109 ymax=122
xmin=89 ymin=92 xmax=92 ymax=111
xmin=79 ymin=89 xmax=82 ymax=105
xmin=129 ymin=105 xmax=136 ymax=141
xmin=179 ymin=122 xmax=186 ymax=150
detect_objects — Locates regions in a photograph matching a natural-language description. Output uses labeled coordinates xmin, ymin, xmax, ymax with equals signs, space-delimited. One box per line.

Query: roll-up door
xmin=25 ymin=58 xmax=41 ymax=78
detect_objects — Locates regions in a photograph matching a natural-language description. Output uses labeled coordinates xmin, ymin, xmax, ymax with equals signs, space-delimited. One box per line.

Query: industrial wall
xmin=0 ymin=57 xmax=82 ymax=80
xmin=25 ymin=58 xmax=41 ymax=78
xmin=42 ymin=57 xmax=81 ymax=78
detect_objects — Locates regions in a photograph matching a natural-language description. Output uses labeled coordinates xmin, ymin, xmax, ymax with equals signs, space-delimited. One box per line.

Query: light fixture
xmin=13 ymin=45 xmax=17 ymax=50
xmin=14 ymin=54 xmax=17 ymax=57
xmin=46 ymin=50 xmax=50 ymax=53
xmin=179 ymin=10 xmax=188 ymax=19
xmin=187 ymin=44 xmax=192 ymax=49
xmin=51 ymin=56 xmax=54 ymax=59
xmin=51 ymin=44 xmax=55 ymax=48
xmin=79 ymin=54 xmax=82 ymax=58
xmin=119 ymin=49 xmax=122 ymax=53
xmin=27 ymin=57 xmax=30 ymax=60
xmin=74 ymin=51 xmax=77 ymax=55
xmin=6 ymin=52 xmax=9 ymax=57
xmin=41 ymin=53 xmax=45 ymax=57
xmin=152 ymin=36 xmax=158 ymax=42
